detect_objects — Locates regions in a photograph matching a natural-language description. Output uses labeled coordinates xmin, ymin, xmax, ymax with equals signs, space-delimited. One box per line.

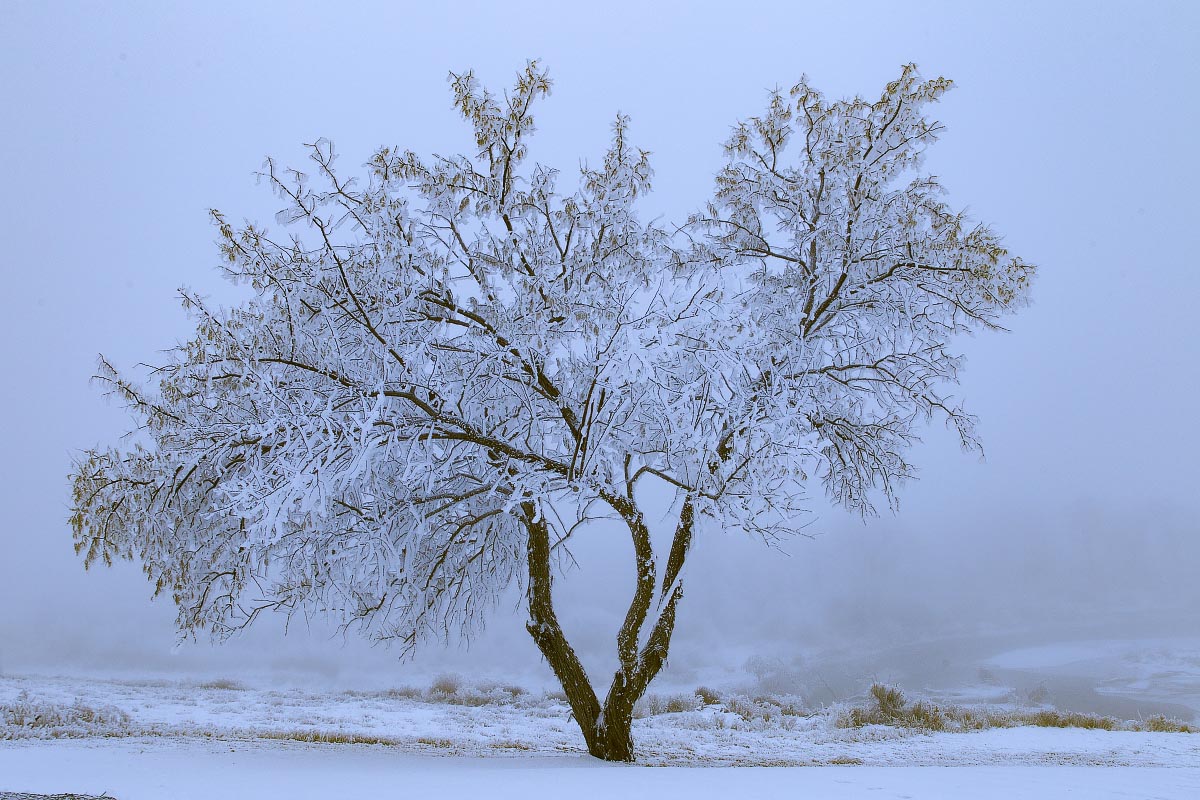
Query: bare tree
xmin=69 ymin=62 xmax=1034 ymax=761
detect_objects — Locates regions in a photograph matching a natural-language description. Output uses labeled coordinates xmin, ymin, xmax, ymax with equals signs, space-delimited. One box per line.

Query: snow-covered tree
xmin=69 ymin=62 xmax=1034 ymax=761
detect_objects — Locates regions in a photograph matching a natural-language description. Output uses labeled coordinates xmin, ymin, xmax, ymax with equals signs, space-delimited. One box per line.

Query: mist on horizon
xmin=1 ymin=2 xmax=1196 ymax=717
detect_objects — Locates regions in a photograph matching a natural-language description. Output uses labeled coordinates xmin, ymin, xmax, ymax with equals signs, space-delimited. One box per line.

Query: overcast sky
xmin=1 ymin=1 xmax=1197 ymax=686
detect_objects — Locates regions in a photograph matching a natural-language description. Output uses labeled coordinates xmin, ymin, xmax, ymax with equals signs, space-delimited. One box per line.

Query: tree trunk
xmin=520 ymin=502 xmax=607 ymax=757
xmin=589 ymin=712 xmax=635 ymax=762
xmin=520 ymin=498 xmax=692 ymax=762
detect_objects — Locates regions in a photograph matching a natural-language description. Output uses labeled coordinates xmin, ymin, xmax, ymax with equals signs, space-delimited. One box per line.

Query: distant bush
xmin=839 ymin=684 xmax=947 ymax=731
xmin=744 ymin=655 xmax=807 ymax=696
xmin=444 ymin=692 xmax=493 ymax=707
xmin=1023 ymin=683 xmax=1050 ymax=706
xmin=694 ymin=686 xmax=721 ymax=706
xmin=723 ymin=696 xmax=762 ymax=722
xmin=837 ymin=682 xmax=1197 ymax=735
xmin=474 ymin=680 xmax=528 ymax=699
xmin=369 ymin=677 xmax=535 ymax=707
xmin=977 ymin=667 xmax=1000 ymax=685
xmin=723 ymin=696 xmax=788 ymax=723
xmin=749 ymin=694 xmax=807 ymax=716
xmin=870 ymin=683 xmax=906 ymax=719
xmin=429 ymin=673 xmax=462 ymax=696
xmin=196 ymin=678 xmax=245 ymax=691
xmin=1138 ymin=715 xmax=1197 ymax=733
xmin=664 ymin=694 xmax=699 ymax=714
xmin=634 ymin=693 xmax=700 ymax=717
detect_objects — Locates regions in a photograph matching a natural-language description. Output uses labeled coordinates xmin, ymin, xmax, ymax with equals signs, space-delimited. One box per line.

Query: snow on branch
xmin=71 ymin=63 xmax=1034 ymax=653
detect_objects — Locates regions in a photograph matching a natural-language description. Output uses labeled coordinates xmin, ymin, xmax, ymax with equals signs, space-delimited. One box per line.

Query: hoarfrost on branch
xmin=70 ymin=62 xmax=1033 ymax=761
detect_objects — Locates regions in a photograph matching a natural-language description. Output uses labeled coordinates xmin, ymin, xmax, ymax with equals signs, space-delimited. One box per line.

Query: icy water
xmin=800 ymin=616 xmax=1200 ymax=721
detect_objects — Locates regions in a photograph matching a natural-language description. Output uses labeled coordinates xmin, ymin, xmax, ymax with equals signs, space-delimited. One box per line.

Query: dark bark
xmin=661 ymin=496 xmax=694 ymax=595
xmin=520 ymin=501 xmax=606 ymax=755
xmin=519 ymin=496 xmax=697 ymax=762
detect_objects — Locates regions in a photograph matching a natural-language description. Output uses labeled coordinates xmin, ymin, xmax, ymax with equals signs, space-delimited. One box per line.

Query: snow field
xmin=2 ymin=673 xmax=1197 ymax=767
xmin=2 ymin=739 xmax=1200 ymax=800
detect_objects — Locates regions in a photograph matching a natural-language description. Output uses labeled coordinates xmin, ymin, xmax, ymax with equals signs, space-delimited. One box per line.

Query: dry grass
xmin=409 ymin=675 xmax=536 ymax=707
xmin=837 ymin=683 xmax=1196 ymax=735
xmin=1024 ymin=709 xmax=1117 ymax=731
xmin=724 ymin=697 xmax=768 ymax=722
xmin=474 ymin=680 xmax=527 ymax=699
xmin=0 ymin=793 xmax=117 ymax=799
xmin=827 ymin=755 xmax=864 ymax=765
xmin=429 ymin=674 xmax=462 ymax=696
xmin=254 ymin=728 xmax=404 ymax=746
xmin=416 ymin=736 xmax=455 ymax=748
xmin=1 ymin=691 xmax=132 ymax=738
xmin=344 ymin=679 xmax=533 ymax=708
xmin=1139 ymin=714 xmax=1197 ymax=733
xmin=490 ymin=739 xmax=534 ymax=750
xmin=194 ymin=678 xmax=245 ymax=691
xmin=719 ymin=694 xmax=808 ymax=723
xmin=6 ymin=676 xmax=1191 ymax=758
xmin=837 ymin=683 xmax=977 ymax=731
xmin=634 ymin=693 xmax=700 ymax=718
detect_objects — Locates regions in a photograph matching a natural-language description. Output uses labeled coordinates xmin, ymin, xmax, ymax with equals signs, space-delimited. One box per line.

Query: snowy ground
xmin=3 ymin=739 xmax=1200 ymax=800
xmin=3 ymin=671 xmax=1199 ymax=766
xmin=2 ymin=670 xmax=1200 ymax=798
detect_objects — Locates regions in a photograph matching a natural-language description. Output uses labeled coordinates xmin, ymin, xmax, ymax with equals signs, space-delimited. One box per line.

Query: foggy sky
xmin=1 ymin=1 xmax=1197 ymax=686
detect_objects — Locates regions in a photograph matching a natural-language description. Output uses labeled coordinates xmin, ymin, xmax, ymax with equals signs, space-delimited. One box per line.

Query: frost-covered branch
xmin=69 ymin=63 xmax=1034 ymax=761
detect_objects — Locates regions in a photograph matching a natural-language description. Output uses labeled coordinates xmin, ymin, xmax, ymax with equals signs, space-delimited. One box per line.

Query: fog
xmin=1 ymin=1 xmax=1197 ymax=695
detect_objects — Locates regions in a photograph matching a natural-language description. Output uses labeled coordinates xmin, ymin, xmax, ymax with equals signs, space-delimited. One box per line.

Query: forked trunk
xmin=520 ymin=499 xmax=691 ymax=762
xmin=589 ymin=712 xmax=635 ymax=762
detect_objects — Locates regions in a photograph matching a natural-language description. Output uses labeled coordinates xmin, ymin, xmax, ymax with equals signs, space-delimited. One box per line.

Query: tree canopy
xmin=70 ymin=62 xmax=1034 ymax=760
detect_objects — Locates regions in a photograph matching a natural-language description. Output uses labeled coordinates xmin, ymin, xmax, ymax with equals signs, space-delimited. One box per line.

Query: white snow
xmin=2 ymin=738 xmax=1199 ymax=800
xmin=4 ymin=672 xmax=1198 ymax=768
xmin=2 ymin=672 xmax=1200 ymax=798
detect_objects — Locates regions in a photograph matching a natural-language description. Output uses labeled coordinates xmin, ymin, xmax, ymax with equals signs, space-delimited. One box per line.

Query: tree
xmin=69 ymin=62 xmax=1034 ymax=761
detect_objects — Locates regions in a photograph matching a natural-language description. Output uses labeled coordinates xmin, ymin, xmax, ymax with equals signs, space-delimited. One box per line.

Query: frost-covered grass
xmin=2 ymin=672 xmax=1197 ymax=767
xmin=1 ymin=690 xmax=132 ymax=739
xmin=633 ymin=686 xmax=808 ymax=723
xmin=342 ymin=674 xmax=530 ymax=708
xmin=0 ymin=672 xmax=586 ymax=755
xmin=837 ymin=683 xmax=1197 ymax=734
